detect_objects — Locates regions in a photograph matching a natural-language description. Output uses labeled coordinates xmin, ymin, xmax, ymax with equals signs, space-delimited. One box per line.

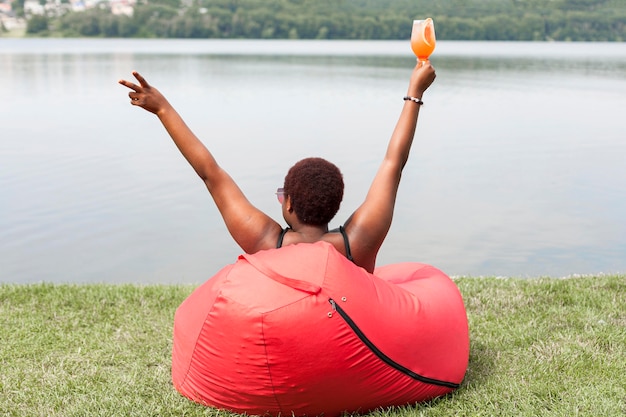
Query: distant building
xmin=70 ymin=0 xmax=86 ymax=12
xmin=0 ymin=1 xmax=12 ymax=14
xmin=23 ymin=0 xmax=45 ymax=16
xmin=111 ymin=0 xmax=134 ymax=16
xmin=0 ymin=0 xmax=27 ymax=31
xmin=18 ymin=0 xmax=135 ymax=17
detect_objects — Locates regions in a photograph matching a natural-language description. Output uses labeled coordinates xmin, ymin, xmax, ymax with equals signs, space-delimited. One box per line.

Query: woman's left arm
xmin=343 ymin=61 xmax=436 ymax=272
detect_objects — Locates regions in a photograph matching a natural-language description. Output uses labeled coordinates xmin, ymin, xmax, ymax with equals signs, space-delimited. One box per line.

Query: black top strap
xmin=276 ymin=225 xmax=354 ymax=263
xmin=338 ymin=225 xmax=354 ymax=262
xmin=276 ymin=227 xmax=290 ymax=248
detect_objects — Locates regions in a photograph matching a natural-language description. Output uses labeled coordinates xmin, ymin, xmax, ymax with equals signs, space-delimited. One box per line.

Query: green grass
xmin=1 ymin=276 xmax=625 ymax=416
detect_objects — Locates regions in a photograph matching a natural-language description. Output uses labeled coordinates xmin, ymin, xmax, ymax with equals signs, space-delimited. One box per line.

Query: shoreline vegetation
xmin=2 ymin=0 xmax=625 ymax=41
xmin=1 ymin=276 xmax=625 ymax=416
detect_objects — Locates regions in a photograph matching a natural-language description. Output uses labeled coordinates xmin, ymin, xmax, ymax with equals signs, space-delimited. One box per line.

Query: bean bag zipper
xmin=329 ymin=298 xmax=460 ymax=389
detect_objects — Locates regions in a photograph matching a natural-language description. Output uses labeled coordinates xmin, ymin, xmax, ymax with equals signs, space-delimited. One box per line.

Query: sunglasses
xmin=275 ymin=188 xmax=285 ymax=204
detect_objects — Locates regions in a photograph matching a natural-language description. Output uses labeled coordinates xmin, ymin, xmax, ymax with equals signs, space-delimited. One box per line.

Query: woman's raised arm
xmin=343 ymin=61 xmax=436 ymax=272
xmin=118 ymin=71 xmax=281 ymax=253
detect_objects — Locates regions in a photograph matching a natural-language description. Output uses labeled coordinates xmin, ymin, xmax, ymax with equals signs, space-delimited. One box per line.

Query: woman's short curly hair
xmin=283 ymin=157 xmax=344 ymax=226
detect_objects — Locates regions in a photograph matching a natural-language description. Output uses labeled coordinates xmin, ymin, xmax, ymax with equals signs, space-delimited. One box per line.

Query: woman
xmin=118 ymin=61 xmax=436 ymax=273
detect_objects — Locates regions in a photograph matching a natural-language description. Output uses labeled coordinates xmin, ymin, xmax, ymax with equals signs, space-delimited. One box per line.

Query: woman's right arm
xmin=343 ymin=62 xmax=436 ymax=272
xmin=118 ymin=71 xmax=282 ymax=253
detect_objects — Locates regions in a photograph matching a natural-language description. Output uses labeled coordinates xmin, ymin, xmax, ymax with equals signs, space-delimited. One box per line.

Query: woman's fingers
xmin=118 ymin=79 xmax=140 ymax=92
xmin=118 ymin=71 xmax=149 ymax=92
xmin=132 ymin=71 xmax=150 ymax=88
xmin=128 ymin=92 xmax=141 ymax=104
xmin=119 ymin=72 xmax=149 ymax=105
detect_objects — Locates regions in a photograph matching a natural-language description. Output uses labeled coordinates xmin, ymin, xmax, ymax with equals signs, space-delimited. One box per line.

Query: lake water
xmin=1 ymin=39 xmax=625 ymax=283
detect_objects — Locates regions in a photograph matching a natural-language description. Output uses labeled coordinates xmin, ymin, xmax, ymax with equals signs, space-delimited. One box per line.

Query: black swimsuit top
xmin=276 ymin=225 xmax=354 ymax=263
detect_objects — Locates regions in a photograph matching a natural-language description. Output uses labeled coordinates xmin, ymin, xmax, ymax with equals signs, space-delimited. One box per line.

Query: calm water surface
xmin=1 ymin=39 xmax=625 ymax=283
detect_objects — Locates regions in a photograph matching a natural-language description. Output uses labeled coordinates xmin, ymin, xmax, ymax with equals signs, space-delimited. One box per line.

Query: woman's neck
xmin=289 ymin=224 xmax=329 ymax=242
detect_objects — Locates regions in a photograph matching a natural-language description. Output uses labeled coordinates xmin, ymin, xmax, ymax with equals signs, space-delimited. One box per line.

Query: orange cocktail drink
xmin=411 ymin=18 xmax=436 ymax=61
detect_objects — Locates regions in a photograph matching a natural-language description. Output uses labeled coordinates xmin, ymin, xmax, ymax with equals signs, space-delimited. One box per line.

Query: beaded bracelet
xmin=403 ymin=96 xmax=424 ymax=105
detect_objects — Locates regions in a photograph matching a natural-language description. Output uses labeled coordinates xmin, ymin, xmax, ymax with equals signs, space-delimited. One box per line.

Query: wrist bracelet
xmin=403 ymin=96 xmax=424 ymax=105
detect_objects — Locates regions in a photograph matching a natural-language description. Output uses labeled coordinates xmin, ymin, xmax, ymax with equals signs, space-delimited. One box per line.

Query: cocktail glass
xmin=411 ymin=18 xmax=436 ymax=61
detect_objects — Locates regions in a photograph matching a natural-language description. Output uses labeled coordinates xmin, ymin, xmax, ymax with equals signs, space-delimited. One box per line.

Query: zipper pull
xmin=328 ymin=299 xmax=336 ymax=317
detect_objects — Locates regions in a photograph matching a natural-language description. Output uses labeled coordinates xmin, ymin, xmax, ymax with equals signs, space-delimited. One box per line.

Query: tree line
xmin=12 ymin=0 xmax=626 ymax=41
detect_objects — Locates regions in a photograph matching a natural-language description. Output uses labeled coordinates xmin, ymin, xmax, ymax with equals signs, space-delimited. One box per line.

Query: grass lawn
xmin=1 ymin=276 xmax=625 ymax=416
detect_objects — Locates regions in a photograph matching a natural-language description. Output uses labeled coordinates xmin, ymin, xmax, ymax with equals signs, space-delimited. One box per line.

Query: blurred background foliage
xmin=14 ymin=0 xmax=626 ymax=41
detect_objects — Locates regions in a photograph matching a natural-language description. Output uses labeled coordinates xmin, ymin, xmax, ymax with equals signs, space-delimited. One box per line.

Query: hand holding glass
xmin=411 ymin=18 xmax=436 ymax=61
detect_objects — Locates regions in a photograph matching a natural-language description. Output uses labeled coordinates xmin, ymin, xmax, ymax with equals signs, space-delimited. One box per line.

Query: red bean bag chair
xmin=172 ymin=241 xmax=468 ymax=416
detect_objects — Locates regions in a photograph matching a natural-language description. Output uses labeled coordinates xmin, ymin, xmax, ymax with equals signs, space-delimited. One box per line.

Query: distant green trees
xmin=10 ymin=0 xmax=25 ymax=18
xmin=22 ymin=0 xmax=626 ymax=41
xmin=26 ymin=14 xmax=49 ymax=34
